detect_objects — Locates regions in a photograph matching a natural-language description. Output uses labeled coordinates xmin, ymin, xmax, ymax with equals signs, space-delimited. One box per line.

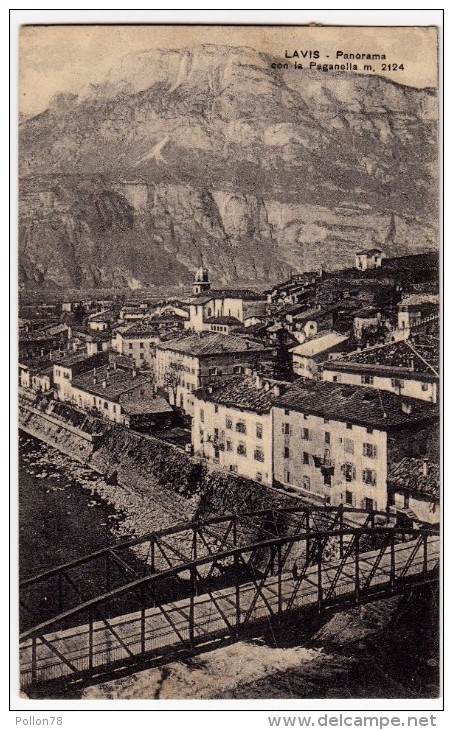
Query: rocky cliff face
xmin=19 ymin=44 xmax=438 ymax=289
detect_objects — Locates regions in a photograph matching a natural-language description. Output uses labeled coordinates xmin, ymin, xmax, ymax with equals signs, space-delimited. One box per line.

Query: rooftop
xmin=195 ymin=375 xmax=287 ymax=415
xmin=204 ymin=316 xmax=243 ymax=326
xmin=356 ymin=248 xmax=383 ymax=256
xmin=290 ymin=331 xmax=348 ymax=357
xmin=274 ymin=379 xmax=438 ymax=430
xmin=53 ymin=351 xmax=109 ymax=374
xmin=324 ymin=339 xmax=439 ymax=378
xmin=157 ymin=333 xmax=266 ymax=357
xmin=388 ymin=457 xmax=440 ymax=500
xmin=117 ymin=323 xmax=160 ymax=338
xmin=72 ymin=365 xmax=152 ymax=402
xmin=121 ymin=396 xmax=173 ymax=416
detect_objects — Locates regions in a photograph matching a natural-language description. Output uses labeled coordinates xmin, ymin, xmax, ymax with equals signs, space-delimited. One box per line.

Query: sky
xmin=19 ymin=25 xmax=438 ymax=117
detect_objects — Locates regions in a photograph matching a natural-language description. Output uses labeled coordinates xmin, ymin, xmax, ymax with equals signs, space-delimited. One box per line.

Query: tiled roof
xmin=388 ymin=458 xmax=440 ymax=500
xmin=157 ymin=333 xmax=266 ymax=357
xmin=195 ymin=375 xmax=288 ymax=415
xmin=72 ymin=366 xmax=152 ymax=402
xmin=210 ymin=289 xmax=266 ymax=301
xmin=274 ymin=379 xmax=438 ymax=430
xmin=53 ymin=351 xmax=109 ymax=374
xmin=356 ymin=248 xmax=382 ymax=255
xmin=121 ymin=396 xmax=173 ymax=416
xmin=205 ymin=316 xmax=243 ymax=326
xmin=119 ymin=323 xmax=159 ymax=338
xmin=324 ymin=339 xmax=439 ymax=378
xmin=290 ymin=331 xmax=348 ymax=357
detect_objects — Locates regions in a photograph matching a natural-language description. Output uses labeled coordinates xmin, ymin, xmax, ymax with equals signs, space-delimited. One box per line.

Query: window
xmin=214 ymin=405 xmax=219 ymax=414
xmin=366 ymin=427 xmax=373 ymax=434
xmin=140 ymin=353 xmax=144 ymax=359
xmin=256 ymin=423 xmax=263 ymax=439
xmin=113 ymin=405 xmax=116 ymax=413
xmin=284 ymin=409 xmax=290 ymax=416
xmin=361 ymin=374 xmax=374 ymax=385
xmin=233 ymin=365 xmax=244 ymax=374
xmin=362 ymin=469 xmax=377 ymax=486
xmin=346 ymin=423 xmax=353 ymax=430
xmin=345 ymin=490 xmax=354 ymax=505
xmin=344 ymin=438 xmax=354 ymax=455
xmin=200 ymin=409 xmax=204 ymax=423
xmin=282 ymin=422 xmax=291 ymax=435
xmin=284 ymin=446 xmax=290 ymax=459
xmin=302 ymin=428 xmax=310 ymax=440
xmin=140 ymin=342 xmax=144 ymax=349
xmin=226 ymin=417 xmax=233 ymax=430
xmin=422 ymin=383 xmax=429 ymax=392
xmin=237 ymin=443 xmax=247 ymax=457
xmin=325 ymin=431 xmax=331 ymax=445
xmin=364 ymin=497 xmax=375 ymax=511
xmin=303 ymin=452 xmax=310 ymax=465
xmin=229 ymin=464 xmax=238 ymax=473
xmin=332 ymin=375 xmax=341 ymax=383
xmin=226 ymin=440 xmax=232 ymax=452
xmin=256 ymin=472 xmax=263 ymax=482
xmin=363 ymin=443 xmax=377 ymax=459
xmin=391 ymin=378 xmax=404 ymax=389
xmin=284 ymin=470 xmax=291 ymax=484
xmin=324 ymin=418 xmax=330 ymax=424
xmin=209 ymin=367 xmax=218 ymax=376
xmin=302 ymin=475 xmax=310 ymax=490
xmin=103 ymin=401 xmax=108 ymax=410
xmin=236 ymin=421 xmax=247 ymax=434
xmin=129 ymin=343 xmax=133 ymax=350
xmin=214 ymin=428 xmax=219 ymax=439
xmin=254 ymin=448 xmax=264 ymax=462
xmin=342 ymin=463 xmax=356 ymax=482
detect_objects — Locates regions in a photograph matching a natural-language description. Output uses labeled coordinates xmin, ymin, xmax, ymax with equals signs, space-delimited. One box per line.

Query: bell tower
xmin=192 ymin=256 xmax=211 ymax=296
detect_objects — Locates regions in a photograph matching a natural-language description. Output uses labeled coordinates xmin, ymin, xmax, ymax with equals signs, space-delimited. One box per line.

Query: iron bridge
xmin=19 ymin=505 xmax=440 ymax=694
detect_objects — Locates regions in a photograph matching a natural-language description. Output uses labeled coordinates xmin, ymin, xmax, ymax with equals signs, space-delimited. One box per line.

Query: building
xmin=53 ymin=351 xmax=110 ymax=402
xmin=112 ymin=323 xmax=160 ymax=368
xmin=155 ymin=333 xmax=273 ymax=414
xmin=290 ymin=331 xmax=349 ymax=380
xmin=322 ymin=338 xmax=439 ymax=403
xmin=387 ymin=457 xmax=439 ymax=524
xmin=185 ymin=267 xmax=267 ymax=333
xmin=397 ymin=294 xmax=439 ymax=335
xmin=285 ymin=306 xmax=334 ymax=340
xmin=69 ymin=364 xmax=173 ymax=430
xmin=272 ymin=379 xmax=438 ymax=510
xmin=355 ymin=248 xmax=383 ymax=271
xmin=192 ymin=375 xmax=286 ymax=486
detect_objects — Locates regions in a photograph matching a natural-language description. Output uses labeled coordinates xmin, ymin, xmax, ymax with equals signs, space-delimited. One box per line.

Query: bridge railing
xmin=19 ymin=505 xmax=394 ymax=632
xmin=19 ymin=525 xmax=439 ymax=690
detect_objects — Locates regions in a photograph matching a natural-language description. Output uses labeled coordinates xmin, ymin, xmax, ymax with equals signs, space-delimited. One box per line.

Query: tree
xmin=163 ymin=361 xmax=185 ymax=406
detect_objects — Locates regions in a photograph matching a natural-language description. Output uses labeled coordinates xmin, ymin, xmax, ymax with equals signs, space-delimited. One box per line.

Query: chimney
xmin=246 ymin=341 xmax=250 ymax=350
xmin=273 ymin=383 xmax=282 ymax=397
xmin=132 ymin=368 xmax=137 ymax=378
xmin=401 ymin=401 xmax=412 ymax=415
xmin=422 ymin=458 xmax=428 ymax=477
xmin=255 ymin=373 xmax=263 ymax=390
xmin=93 ymin=376 xmax=97 ymax=384
xmin=102 ymin=379 xmax=107 ymax=389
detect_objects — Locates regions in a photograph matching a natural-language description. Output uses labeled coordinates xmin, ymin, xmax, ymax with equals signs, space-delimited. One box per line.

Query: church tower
xmin=192 ymin=258 xmax=211 ymax=296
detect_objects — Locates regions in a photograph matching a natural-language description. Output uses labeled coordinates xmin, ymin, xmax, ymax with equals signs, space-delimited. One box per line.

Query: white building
xmin=322 ymin=339 xmax=439 ymax=403
xmin=273 ymin=379 xmax=438 ymax=511
xmin=290 ymin=331 xmax=349 ymax=379
xmin=192 ymin=375 xmax=285 ymax=486
xmin=112 ymin=323 xmax=160 ymax=368
xmin=355 ymin=248 xmax=383 ymax=271
xmin=155 ymin=333 xmax=273 ymax=415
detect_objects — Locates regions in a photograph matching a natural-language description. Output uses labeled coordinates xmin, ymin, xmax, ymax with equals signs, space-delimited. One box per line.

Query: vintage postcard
xmin=17 ymin=23 xmax=440 ymax=703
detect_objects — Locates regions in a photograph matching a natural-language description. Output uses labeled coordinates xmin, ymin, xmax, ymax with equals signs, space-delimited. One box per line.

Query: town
xmin=18 ymin=246 xmax=439 ymax=527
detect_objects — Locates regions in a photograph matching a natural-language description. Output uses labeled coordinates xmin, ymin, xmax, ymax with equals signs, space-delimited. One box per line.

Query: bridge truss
xmin=19 ymin=506 xmax=439 ymax=694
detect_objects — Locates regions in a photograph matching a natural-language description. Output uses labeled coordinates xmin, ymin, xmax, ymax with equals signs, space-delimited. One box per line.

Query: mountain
xmin=19 ymin=44 xmax=438 ymax=290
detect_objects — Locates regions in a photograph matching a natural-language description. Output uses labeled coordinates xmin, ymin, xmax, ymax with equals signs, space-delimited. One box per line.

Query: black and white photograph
xmin=15 ymin=18 xmax=441 ymax=705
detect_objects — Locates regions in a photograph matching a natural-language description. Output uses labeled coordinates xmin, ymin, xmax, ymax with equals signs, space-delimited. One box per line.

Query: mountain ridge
xmin=19 ymin=44 xmax=438 ymax=290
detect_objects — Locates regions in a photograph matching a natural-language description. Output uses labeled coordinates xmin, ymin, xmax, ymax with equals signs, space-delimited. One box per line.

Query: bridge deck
xmin=20 ymin=535 xmax=439 ymax=688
